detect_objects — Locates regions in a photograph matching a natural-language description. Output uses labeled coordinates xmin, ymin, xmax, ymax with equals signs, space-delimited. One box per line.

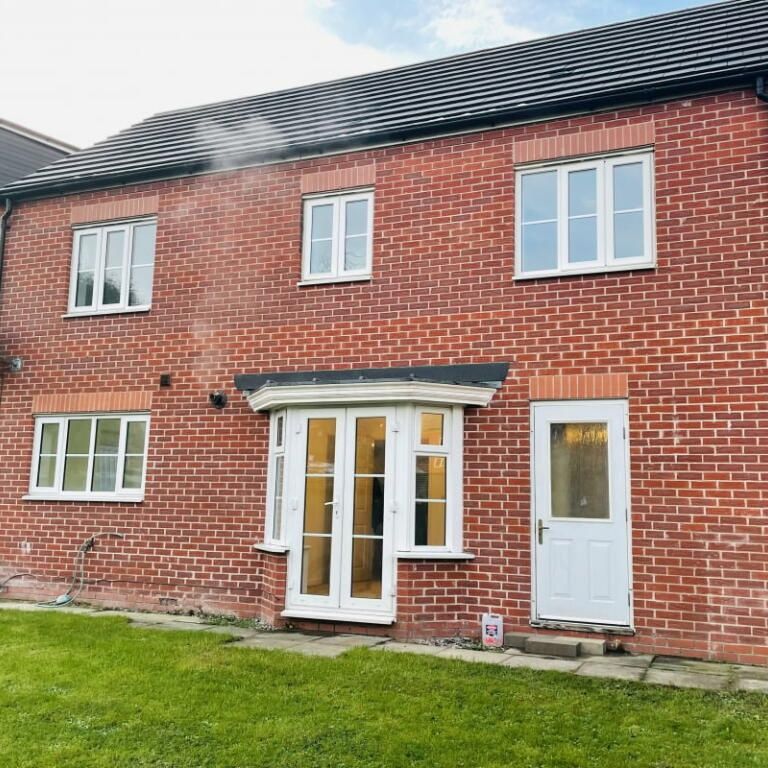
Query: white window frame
xmin=67 ymin=217 xmax=157 ymax=315
xmin=262 ymin=403 xmax=466 ymax=557
xmin=301 ymin=190 xmax=374 ymax=284
xmin=264 ymin=410 xmax=288 ymax=546
xmin=27 ymin=413 xmax=150 ymax=502
xmin=515 ymin=150 xmax=654 ymax=279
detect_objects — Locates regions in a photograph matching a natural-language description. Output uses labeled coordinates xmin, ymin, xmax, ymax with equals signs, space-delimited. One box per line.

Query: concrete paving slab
xmin=503 ymin=655 xmax=582 ymax=673
xmin=130 ymin=621 xmax=214 ymax=632
xmin=201 ymin=625 xmax=259 ymax=639
xmin=732 ymin=665 xmax=768 ymax=681
xmin=436 ymin=648 xmax=508 ymax=664
xmin=577 ymin=662 xmax=646 ymax=682
xmin=290 ymin=642 xmax=347 ymax=658
xmin=311 ymin=634 xmax=388 ymax=648
xmin=577 ymin=654 xmax=653 ymax=668
xmin=651 ymin=656 xmax=732 ymax=676
xmin=736 ymin=678 xmax=768 ymax=693
xmin=373 ymin=642 xmax=444 ymax=655
xmin=645 ymin=668 xmax=729 ymax=691
xmin=232 ymin=633 xmax=321 ymax=650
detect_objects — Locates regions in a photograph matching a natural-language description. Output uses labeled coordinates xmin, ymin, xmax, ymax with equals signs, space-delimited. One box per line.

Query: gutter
xmin=0 ymin=197 xmax=12 ymax=295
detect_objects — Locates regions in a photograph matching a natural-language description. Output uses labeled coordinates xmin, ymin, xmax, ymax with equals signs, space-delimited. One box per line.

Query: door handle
xmin=537 ymin=519 xmax=550 ymax=545
xmin=324 ymin=499 xmax=339 ymax=516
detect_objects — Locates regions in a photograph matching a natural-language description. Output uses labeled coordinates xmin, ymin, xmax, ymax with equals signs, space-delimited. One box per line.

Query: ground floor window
xmin=28 ymin=413 xmax=149 ymax=501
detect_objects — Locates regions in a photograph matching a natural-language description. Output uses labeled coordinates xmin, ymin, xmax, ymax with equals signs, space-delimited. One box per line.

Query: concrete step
xmin=525 ymin=636 xmax=581 ymax=658
xmin=504 ymin=632 xmax=607 ymax=658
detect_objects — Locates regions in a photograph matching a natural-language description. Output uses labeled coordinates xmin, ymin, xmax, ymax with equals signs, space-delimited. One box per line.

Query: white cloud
xmin=0 ymin=0 xmax=410 ymax=147
xmin=425 ymin=0 xmax=542 ymax=50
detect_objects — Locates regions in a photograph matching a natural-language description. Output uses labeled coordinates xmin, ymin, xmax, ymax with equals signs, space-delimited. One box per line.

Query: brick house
xmin=0 ymin=0 xmax=766 ymax=663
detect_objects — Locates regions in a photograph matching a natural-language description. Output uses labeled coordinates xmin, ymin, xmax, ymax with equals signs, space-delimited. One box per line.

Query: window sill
xmin=23 ymin=493 xmax=144 ymax=503
xmin=281 ymin=608 xmax=395 ymax=625
xmin=396 ymin=551 xmax=475 ymax=560
xmin=253 ymin=543 xmax=289 ymax=554
xmin=514 ymin=262 xmax=655 ymax=281
xmin=62 ymin=307 xmax=151 ymax=319
xmin=297 ymin=275 xmax=371 ymax=287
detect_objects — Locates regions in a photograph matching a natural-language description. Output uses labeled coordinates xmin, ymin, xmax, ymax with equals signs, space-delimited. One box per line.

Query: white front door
xmin=286 ymin=407 xmax=395 ymax=621
xmin=533 ymin=401 xmax=631 ymax=627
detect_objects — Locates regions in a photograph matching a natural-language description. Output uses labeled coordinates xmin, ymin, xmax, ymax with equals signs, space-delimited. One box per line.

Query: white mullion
xmin=116 ymin=417 xmax=128 ymax=492
xmin=557 ymin=166 xmax=567 ymax=271
xmin=85 ymin=416 xmax=97 ymax=494
xmin=597 ymin=159 xmax=607 ymax=267
xmin=333 ymin=198 xmax=343 ymax=276
xmin=54 ymin=417 xmax=66 ymax=492
xmin=122 ymin=224 xmax=134 ymax=308
xmin=94 ymin=230 xmax=107 ymax=311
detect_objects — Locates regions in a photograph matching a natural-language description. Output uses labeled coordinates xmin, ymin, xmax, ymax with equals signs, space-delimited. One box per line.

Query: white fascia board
xmin=244 ymin=381 xmax=497 ymax=412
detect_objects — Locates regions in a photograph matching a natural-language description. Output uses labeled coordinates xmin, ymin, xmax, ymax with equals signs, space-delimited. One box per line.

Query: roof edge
xmin=0 ymin=119 xmax=79 ymax=155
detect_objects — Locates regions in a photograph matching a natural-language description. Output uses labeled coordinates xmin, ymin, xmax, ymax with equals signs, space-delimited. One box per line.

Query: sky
xmin=0 ymin=0 xmax=722 ymax=149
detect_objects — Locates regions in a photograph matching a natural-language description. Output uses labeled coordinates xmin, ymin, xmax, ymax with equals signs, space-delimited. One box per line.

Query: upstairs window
xmin=301 ymin=191 xmax=373 ymax=283
xmin=516 ymin=151 xmax=653 ymax=278
xmin=29 ymin=414 xmax=150 ymax=501
xmin=69 ymin=218 xmax=157 ymax=314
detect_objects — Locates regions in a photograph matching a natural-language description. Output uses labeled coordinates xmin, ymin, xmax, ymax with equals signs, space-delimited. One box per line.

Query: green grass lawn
xmin=1 ymin=612 xmax=767 ymax=767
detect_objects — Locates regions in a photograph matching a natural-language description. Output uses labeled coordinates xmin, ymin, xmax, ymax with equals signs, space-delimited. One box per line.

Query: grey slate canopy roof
xmin=2 ymin=0 xmax=767 ymax=200
xmin=0 ymin=120 xmax=75 ymax=189
xmin=234 ymin=363 xmax=510 ymax=393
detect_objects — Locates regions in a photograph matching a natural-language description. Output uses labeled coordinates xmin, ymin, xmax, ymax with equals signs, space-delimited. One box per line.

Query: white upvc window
xmin=265 ymin=410 xmax=287 ymax=545
xmin=68 ymin=218 xmax=157 ymax=314
xmin=301 ymin=190 xmax=373 ymax=283
xmin=516 ymin=150 xmax=654 ymax=278
xmin=408 ymin=406 xmax=463 ymax=554
xmin=28 ymin=414 xmax=150 ymax=502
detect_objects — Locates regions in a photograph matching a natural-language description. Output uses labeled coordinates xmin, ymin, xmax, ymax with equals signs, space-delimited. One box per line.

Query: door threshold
xmin=531 ymin=619 xmax=635 ymax=636
xmin=282 ymin=608 xmax=395 ymax=625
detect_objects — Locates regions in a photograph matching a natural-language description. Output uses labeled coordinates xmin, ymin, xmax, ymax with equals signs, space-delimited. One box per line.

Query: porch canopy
xmin=234 ymin=363 xmax=509 ymax=412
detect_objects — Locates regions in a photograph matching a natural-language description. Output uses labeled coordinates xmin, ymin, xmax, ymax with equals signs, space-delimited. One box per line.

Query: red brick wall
xmin=1 ymin=90 xmax=767 ymax=663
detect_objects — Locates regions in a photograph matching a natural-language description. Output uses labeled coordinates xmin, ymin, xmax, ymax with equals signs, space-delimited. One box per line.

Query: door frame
xmin=529 ymin=399 xmax=635 ymax=631
xmin=283 ymin=406 xmax=397 ymax=624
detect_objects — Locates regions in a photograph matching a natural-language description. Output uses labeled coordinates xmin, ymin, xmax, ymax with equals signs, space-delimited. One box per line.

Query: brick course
xmin=0 ymin=90 xmax=766 ymax=663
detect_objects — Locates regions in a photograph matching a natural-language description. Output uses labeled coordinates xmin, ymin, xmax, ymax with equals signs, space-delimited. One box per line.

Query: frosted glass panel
xmin=550 ymin=423 xmax=609 ymax=519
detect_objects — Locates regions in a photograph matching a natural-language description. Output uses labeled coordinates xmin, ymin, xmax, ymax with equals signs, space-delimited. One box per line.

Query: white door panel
xmin=533 ymin=401 xmax=631 ymax=626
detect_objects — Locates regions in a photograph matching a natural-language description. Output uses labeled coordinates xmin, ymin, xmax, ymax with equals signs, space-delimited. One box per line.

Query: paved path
xmin=2 ymin=601 xmax=766 ymax=693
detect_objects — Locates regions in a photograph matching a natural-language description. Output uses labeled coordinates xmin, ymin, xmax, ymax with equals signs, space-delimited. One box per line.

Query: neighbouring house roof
xmin=0 ymin=120 xmax=76 ymax=189
xmin=2 ymin=0 xmax=766 ymax=200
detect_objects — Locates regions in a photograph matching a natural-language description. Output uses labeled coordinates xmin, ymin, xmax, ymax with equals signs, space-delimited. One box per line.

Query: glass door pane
xmin=300 ymin=418 xmax=337 ymax=596
xmin=549 ymin=422 xmax=609 ymax=519
xmin=350 ymin=416 xmax=385 ymax=599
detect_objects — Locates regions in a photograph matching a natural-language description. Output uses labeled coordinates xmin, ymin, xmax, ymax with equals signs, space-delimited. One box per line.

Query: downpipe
xmin=0 ymin=197 xmax=12 ymax=295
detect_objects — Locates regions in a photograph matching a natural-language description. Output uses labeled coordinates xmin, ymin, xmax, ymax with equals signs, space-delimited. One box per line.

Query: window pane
xmin=415 ymin=455 xmax=446 ymax=500
xmin=568 ymin=169 xmax=596 ymax=216
xmin=420 ymin=413 xmax=444 ymax=446
xmin=303 ymin=476 xmax=334 ymax=534
xmin=354 ymin=417 xmax=385 ymax=475
xmin=36 ymin=456 xmax=57 ymax=488
xmin=353 ymin=477 xmax=385 ymax=536
xmin=301 ymin=536 xmax=331 ymax=596
xmin=122 ymin=455 xmax=145 ymax=490
xmin=309 ymin=239 xmax=332 ymax=274
xmin=344 ymin=234 xmax=367 ymax=271
xmin=77 ymin=233 xmax=98 ymax=272
xmin=275 ymin=415 xmax=284 ymax=448
xmin=345 ymin=199 xmax=368 ymax=236
xmin=351 ymin=538 xmax=382 ymax=599
xmin=92 ymin=455 xmax=118 ymax=492
xmin=104 ymin=230 xmax=125 ymax=270
xmin=613 ymin=163 xmax=644 ymax=211
xmin=521 ymin=171 xmax=557 ymax=222
xmin=272 ymin=454 xmax=284 ymax=540
xmin=75 ymin=272 xmax=95 ymax=307
xmin=310 ymin=203 xmax=333 ymax=239
xmin=95 ymin=419 xmax=120 ymax=454
xmin=568 ymin=216 xmax=597 ymax=263
xmin=550 ymin=422 xmax=609 ymax=519
xmin=614 ymin=211 xmax=644 ymax=260
xmin=129 ymin=264 xmax=153 ymax=306
xmin=415 ymin=501 xmax=446 ymax=546
xmin=66 ymin=420 xmax=91 ymax=455
xmin=102 ymin=271 xmax=122 ymax=305
xmin=306 ymin=418 xmax=336 ymax=473
xmin=521 ymin=221 xmax=557 ymax=272
xmin=63 ymin=456 xmax=88 ymax=491
xmin=40 ymin=422 xmax=59 ymax=455
xmin=125 ymin=421 xmax=147 ymax=455
xmin=131 ymin=223 xmax=156 ymax=267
